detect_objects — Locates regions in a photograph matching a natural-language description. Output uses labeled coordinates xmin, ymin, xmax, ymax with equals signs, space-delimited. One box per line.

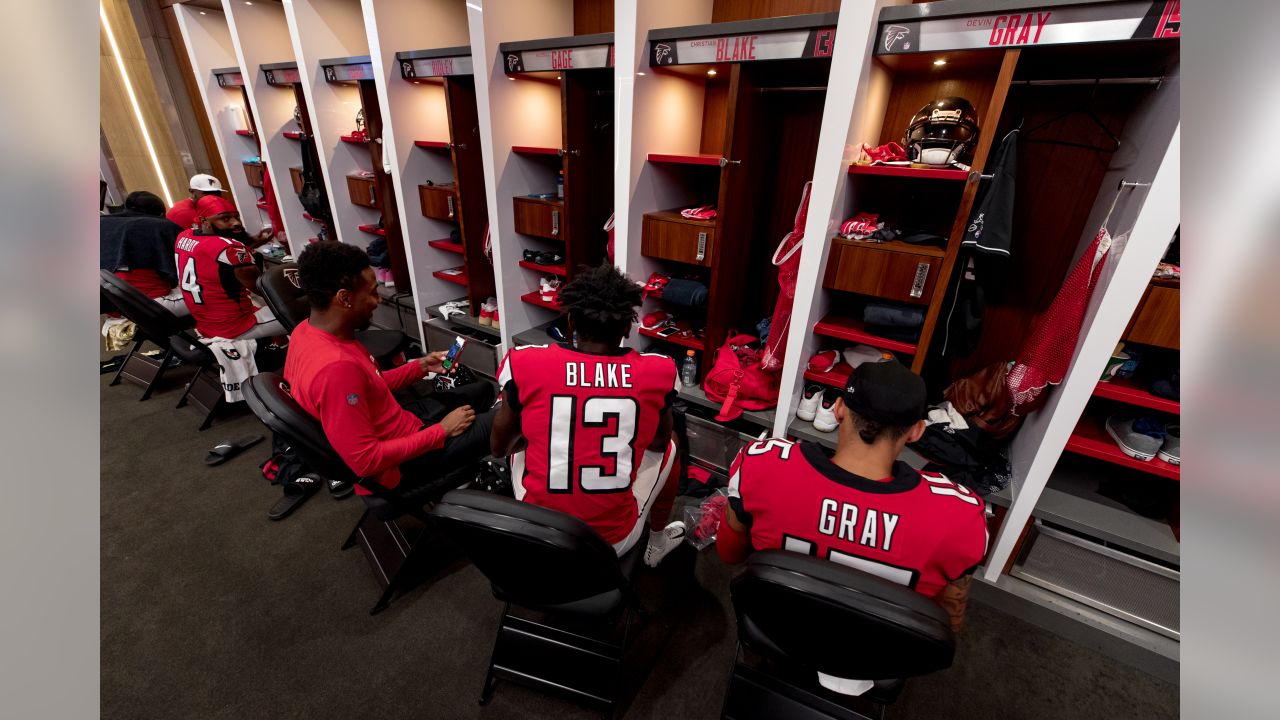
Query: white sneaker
xmin=796 ymin=384 xmax=823 ymax=422
xmin=644 ymin=521 xmax=687 ymax=567
xmin=812 ymin=389 xmax=840 ymax=432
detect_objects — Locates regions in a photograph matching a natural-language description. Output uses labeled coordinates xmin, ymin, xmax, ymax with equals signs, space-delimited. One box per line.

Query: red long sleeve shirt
xmin=283 ymin=320 xmax=442 ymax=493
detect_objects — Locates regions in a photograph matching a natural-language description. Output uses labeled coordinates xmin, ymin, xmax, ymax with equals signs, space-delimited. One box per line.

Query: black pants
xmin=393 ymin=381 xmax=496 ymax=503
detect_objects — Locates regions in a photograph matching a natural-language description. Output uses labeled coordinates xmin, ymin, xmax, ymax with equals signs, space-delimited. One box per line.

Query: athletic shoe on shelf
xmin=1105 ymin=415 xmax=1165 ymax=462
xmin=644 ymin=520 xmax=687 ymax=568
xmin=813 ymin=388 xmax=841 ymax=433
xmin=539 ymin=276 xmax=561 ymax=302
xmin=491 ymin=308 xmax=500 ymax=330
xmin=1158 ymin=425 xmax=1180 ymax=465
xmin=796 ymin=384 xmax=824 ymax=422
xmin=479 ymin=299 xmax=496 ymax=326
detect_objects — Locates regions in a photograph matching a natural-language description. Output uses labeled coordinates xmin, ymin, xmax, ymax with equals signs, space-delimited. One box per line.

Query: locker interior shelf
xmin=1034 ymin=457 xmax=1180 ymax=565
xmin=1092 ymin=377 xmax=1180 ymax=415
xmin=414 ymin=140 xmax=450 ymax=149
xmin=812 ymin=314 xmax=919 ymax=355
xmin=831 ymin=237 xmax=947 ymax=259
xmin=256 ymin=199 xmax=268 ymax=209
xmin=235 ymin=129 xmax=256 ymax=137
xmin=427 ymin=297 xmax=499 ymax=340
xmin=804 ymin=364 xmax=852 ymax=389
xmin=432 ymin=267 xmax=468 ymax=286
xmin=356 ymin=223 xmax=386 ymax=236
xmin=428 ymin=239 xmax=465 ymax=254
xmin=512 ymin=145 xmax=563 ymax=156
xmin=339 ymin=134 xmax=368 ymax=144
xmin=637 ymin=326 xmax=704 ymax=351
xmin=678 ymin=381 xmax=775 ymax=429
xmin=283 ymin=131 xmax=302 ymax=140
xmin=648 ymin=152 xmax=723 ymax=166
xmin=302 ymin=212 xmax=319 ymax=222
xmin=1064 ymin=415 xmax=1180 ymax=480
xmin=520 ymin=291 xmax=561 ymax=311
xmin=848 ymin=163 xmax=970 ymax=181
xmin=518 ymin=259 xmax=567 ymax=276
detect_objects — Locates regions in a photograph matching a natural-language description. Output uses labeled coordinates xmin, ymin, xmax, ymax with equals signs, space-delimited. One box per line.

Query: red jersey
xmin=498 ymin=344 xmax=678 ymax=544
xmin=729 ymin=439 xmax=987 ymax=598
xmin=284 ymin=320 xmax=437 ymax=494
xmin=174 ymin=229 xmax=257 ymax=338
xmin=115 ymin=269 xmax=171 ymax=299
xmin=166 ymin=199 xmax=199 ymax=231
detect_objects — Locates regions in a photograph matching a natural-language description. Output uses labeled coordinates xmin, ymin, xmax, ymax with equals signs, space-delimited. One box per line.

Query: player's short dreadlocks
xmin=558 ymin=261 xmax=642 ymax=343
xmin=297 ymin=240 xmax=370 ymax=309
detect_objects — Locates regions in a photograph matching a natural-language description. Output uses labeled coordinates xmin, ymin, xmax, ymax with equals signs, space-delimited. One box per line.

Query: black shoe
xmin=329 ymin=478 xmax=354 ymax=499
xmin=535 ymin=251 xmax=565 ymax=266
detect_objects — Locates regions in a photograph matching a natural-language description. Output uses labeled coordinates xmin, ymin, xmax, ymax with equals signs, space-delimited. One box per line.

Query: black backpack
xmin=298 ymin=137 xmax=333 ymax=226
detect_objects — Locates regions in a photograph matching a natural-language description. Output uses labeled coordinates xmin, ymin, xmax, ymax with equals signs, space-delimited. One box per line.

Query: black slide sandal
xmin=205 ymin=435 xmax=264 ymax=466
xmin=328 ymin=479 xmax=354 ymax=499
xmin=268 ymin=474 xmax=321 ymax=521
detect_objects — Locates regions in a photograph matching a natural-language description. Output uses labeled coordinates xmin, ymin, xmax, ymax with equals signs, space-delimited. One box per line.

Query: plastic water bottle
xmin=681 ymin=350 xmax=698 ymax=387
xmin=556 ymin=170 xmax=564 ymax=199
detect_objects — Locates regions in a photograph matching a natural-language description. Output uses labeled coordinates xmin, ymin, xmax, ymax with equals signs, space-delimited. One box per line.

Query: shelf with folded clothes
xmin=637 ymin=326 xmax=704 ymax=352
xmin=427 ymin=238 xmax=465 ymax=254
xmin=1034 ymin=454 xmax=1179 ymax=565
xmin=848 ymin=163 xmax=971 ymax=181
xmin=812 ymin=313 xmax=919 ymax=355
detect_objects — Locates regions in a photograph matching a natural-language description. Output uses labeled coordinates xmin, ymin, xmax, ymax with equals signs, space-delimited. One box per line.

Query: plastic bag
xmin=682 ymin=488 xmax=730 ymax=550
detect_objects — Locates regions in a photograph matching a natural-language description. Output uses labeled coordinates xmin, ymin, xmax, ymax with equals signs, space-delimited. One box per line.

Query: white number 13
xmin=548 ymin=396 xmax=638 ymax=492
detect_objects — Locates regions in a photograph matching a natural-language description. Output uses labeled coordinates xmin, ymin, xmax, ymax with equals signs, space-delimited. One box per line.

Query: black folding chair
xmin=256 ymin=262 xmax=410 ymax=366
xmin=724 ymin=550 xmax=957 ymax=720
xmin=242 ymin=372 xmax=456 ymax=614
xmin=431 ymin=490 xmax=647 ymax=713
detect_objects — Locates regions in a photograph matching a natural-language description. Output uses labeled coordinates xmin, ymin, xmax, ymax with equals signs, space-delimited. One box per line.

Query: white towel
xmin=201 ymin=336 xmax=258 ymax=403
xmin=925 ymin=401 xmax=969 ymax=430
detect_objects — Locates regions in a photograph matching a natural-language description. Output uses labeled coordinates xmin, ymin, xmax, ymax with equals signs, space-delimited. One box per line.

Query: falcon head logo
xmin=401 ymin=61 xmax=414 ymax=77
xmin=221 ymin=347 xmax=242 ymax=360
xmin=654 ymin=43 xmax=673 ymax=65
xmin=283 ymin=267 xmax=301 ymax=288
xmin=883 ymin=25 xmax=910 ymax=52
xmin=506 ymin=54 xmax=520 ymax=72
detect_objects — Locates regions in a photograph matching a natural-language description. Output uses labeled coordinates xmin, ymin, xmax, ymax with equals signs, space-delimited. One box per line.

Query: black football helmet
xmin=904 ymin=97 xmax=980 ymax=166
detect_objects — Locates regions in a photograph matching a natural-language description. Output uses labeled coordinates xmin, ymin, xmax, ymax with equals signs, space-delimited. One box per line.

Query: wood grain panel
xmin=357 ymin=80 xmax=410 ymax=289
xmin=823 ymin=241 xmax=941 ymax=304
xmin=573 ymin=0 xmax=614 ymax=34
xmin=711 ymin=0 xmax=840 ymax=23
xmin=513 ymin=197 xmax=565 ymax=240
xmin=347 ymin=175 xmax=380 ymax=209
xmin=642 ymin=212 xmax=717 ymax=267
xmin=700 ymin=76 xmax=731 ymax=157
xmin=444 ymin=76 xmax=496 ymax=307
xmin=289 ymin=166 xmax=303 ymax=194
xmin=563 ymin=68 xmax=613 ymax=276
xmin=1124 ymin=284 xmax=1180 ymax=350
xmin=418 ymin=184 xmax=458 ymax=221
xmin=243 ymin=161 xmax=265 ymax=188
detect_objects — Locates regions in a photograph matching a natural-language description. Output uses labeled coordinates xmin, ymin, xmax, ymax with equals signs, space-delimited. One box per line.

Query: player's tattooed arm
xmin=936 ymin=576 xmax=973 ymax=634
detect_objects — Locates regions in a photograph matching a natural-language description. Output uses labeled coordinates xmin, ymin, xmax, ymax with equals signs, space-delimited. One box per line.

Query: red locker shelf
xmin=518 ymin=259 xmax=567 ymax=276
xmin=432 ymin=268 xmax=468 ymax=286
xmin=235 ymin=129 xmax=256 ymax=137
xmin=302 ymin=212 xmax=319 ymax=222
xmin=848 ymin=164 xmax=969 ymax=181
xmin=638 ymin=327 xmax=704 ymax=351
xmin=340 ymin=133 xmax=368 ymax=144
xmin=427 ymin=239 xmax=464 ymax=254
xmin=1092 ymin=377 xmax=1180 ymax=415
xmin=647 ymin=152 xmax=722 ymax=166
xmin=521 ymin=291 xmax=561 ymax=311
xmin=1064 ymin=416 xmax=1180 ymax=480
xmin=513 ymin=145 xmax=562 ymax=156
xmin=812 ymin=314 xmax=918 ymax=355
xmin=256 ymin=200 xmax=268 ymax=209
xmin=804 ymin=364 xmax=852 ymax=389
xmin=415 ymin=140 xmax=450 ymax=149
xmin=356 ymin=223 xmax=386 ymax=236
xmin=283 ymin=131 xmax=302 ymax=140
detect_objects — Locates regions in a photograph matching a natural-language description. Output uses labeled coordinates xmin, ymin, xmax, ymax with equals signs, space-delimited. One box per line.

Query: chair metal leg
xmin=478 ymin=605 xmax=508 ymax=705
xmin=176 ymin=365 xmax=203 ymax=408
xmin=197 ymin=397 xmax=221 ymax=431
xmin=341 ymin=509 xmax=370 ymax=550
xmin=139 ymin=347 xmax=173 ymax=401
xmin=369 ymin=523 xmax=431 ymax=615
xmin=110 ymin=338 xmax=144 ymax=387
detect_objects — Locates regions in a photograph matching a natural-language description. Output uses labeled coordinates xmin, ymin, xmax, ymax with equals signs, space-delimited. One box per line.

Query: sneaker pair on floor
xmin=1106 ymin=415 xmax=1180 ymax=465
xmin=797 ymin=384 xmax=841 ymax=433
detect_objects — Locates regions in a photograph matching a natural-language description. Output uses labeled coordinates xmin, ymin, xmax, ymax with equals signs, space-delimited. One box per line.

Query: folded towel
xmin=662 ymin=278 xmax=708 ymax=308
xmin=864 ymin=303 xmax=923 ymax=328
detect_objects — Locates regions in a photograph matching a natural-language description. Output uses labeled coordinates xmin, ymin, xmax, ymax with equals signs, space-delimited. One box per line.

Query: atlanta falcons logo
xmin=401 ymin=61 xmax=414 ymax=77
xmin=883 ymin=25 xmax=910 ymax=52
xmin=506 ymin=54 xmax=520 ymax=72
xmin=654 ymin=43 xmax=673 ymax=65
xmin=283 ymin=267 xmax=301 ymax=288
xmin=221 ymin=347 xmax=242 ymax=360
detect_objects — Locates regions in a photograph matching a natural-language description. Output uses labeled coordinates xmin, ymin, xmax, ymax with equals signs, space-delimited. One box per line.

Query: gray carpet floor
xmin=101 ymin=360 xmax=1178 ymax=719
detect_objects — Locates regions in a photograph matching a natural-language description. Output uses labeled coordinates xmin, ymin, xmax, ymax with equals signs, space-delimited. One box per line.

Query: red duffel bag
xmin=703 ymin=333 xmax=780 ymax=422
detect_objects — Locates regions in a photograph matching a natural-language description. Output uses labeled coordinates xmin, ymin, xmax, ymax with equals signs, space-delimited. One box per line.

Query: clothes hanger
xmin=1021 ymin=80 xmax=1122 ymax=153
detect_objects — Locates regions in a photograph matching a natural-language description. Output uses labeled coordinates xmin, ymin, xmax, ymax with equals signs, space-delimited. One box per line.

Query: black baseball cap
xmin=843 ymin=359 xmax=927 ymax=427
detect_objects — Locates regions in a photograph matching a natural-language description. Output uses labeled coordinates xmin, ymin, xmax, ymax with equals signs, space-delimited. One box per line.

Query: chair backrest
xmin=242 ymin=372 xmax=360 ymax=485
xmin=99 ymin=269 xmax=185 ymax=340
xmin=431 ymin=489 xmax=627 ymax=607
xmin=731 ymin=550 xmax=955 ymax=681
xmin=256 ymin=263 xmax=309 ymax=333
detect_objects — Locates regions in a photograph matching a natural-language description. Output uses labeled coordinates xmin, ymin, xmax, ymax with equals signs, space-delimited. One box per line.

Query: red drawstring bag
xmin=761 ymin=181 xmax=810 ymax=371
xmin=703 ymin=333 xmax=780 ymax=421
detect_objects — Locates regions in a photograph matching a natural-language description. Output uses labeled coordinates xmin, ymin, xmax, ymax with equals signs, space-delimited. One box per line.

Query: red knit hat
xmin=196 ymin=194 xmax=238 ymax=221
